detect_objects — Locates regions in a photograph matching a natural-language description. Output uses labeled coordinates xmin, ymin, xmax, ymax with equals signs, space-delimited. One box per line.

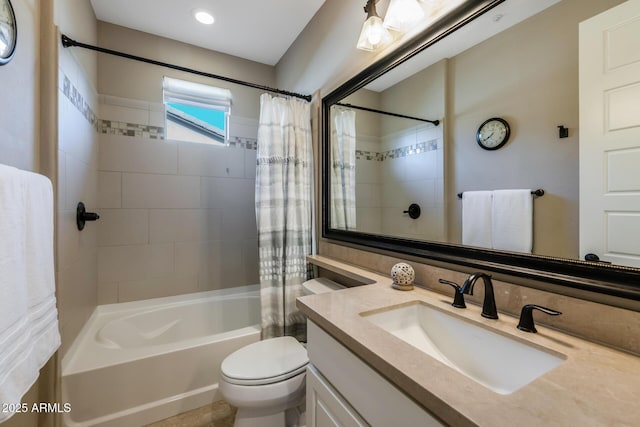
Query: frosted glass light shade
xmin=356 ymin=15 xmax=393 ymax=51
xmin=383 ymin=0 xmax=425 ymax=32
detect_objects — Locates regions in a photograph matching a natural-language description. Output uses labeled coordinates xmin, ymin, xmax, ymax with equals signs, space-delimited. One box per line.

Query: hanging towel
xmin=462 ymin=191 xmax=493 ymax=249
xmin=0 ymin=164 xmax=60 ymax=422
xmin=491 ymin=189 xmax=533 ymax=253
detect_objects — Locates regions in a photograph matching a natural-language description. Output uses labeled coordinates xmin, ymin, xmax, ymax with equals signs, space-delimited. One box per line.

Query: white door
xmin=579 ymin=0 xmax=640 ymax=267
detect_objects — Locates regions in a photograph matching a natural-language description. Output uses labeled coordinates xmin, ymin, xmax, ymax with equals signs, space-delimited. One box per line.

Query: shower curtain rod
xmin=335 ymin=102 xmax=440 ymax=126
xmin=61 ymin=35 xmax=312 ymax=102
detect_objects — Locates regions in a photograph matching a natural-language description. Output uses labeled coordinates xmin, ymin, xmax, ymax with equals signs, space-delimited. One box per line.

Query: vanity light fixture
xmin=383 ymin=0 xmax=425 ymax=32
xmin=356 ymin=0 xmax=393 ymax=51
xmin=193 ymin=9 xmax=214 ymax=25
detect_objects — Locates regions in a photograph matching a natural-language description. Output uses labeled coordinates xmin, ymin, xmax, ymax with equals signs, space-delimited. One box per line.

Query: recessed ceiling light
xmin=193 ymin=9 xmax=214 ymax=25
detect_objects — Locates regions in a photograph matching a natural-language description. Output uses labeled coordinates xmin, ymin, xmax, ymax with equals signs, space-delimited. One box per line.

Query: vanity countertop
xmin=297 ymin=255 xmax=640 ymax=427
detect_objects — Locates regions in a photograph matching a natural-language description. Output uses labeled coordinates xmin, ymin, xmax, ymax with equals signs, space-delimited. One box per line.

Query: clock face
xmin=0 ymin=0 xmax=16 ymax=65
xmin=476 ymin=117 xmax=510 ymax=150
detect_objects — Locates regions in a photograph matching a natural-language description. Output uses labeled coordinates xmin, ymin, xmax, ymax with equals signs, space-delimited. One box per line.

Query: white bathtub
xmin=61 ymin=285 xmax=260 ymax=427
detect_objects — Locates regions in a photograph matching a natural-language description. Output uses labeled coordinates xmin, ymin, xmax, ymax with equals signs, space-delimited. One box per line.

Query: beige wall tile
xmin=100 ymin=103 xmax=149 ymax=125
xmin=175 ymin=240 xmax=221 ymax=282
xmin=244 ymin=149 xmax=257 ymax=179
xmin=98 ymin=171 xmax=121 ymax=208
xmin=221 ymin=208 xmax=257 ymax=240
xmin=149 ymin=209 xmax=222 ymax=243
xmin=99 ymin=135 xmax=178 ymax=174
xmin=57 ymin=248 xmax=98 ymax=357
xmin=98 ymin=209 xmax=149 ymax=246
xmin=98 ymin=243 xmax=174 ymax=284
xmin=200 ymin=177 xmax=224 ymax=208
xmin=97 ymin=281 xmax=118 ymax=305
xmin=58 ymin=149 xmax=67 ymax=209
xmin=222 ymin=178 xmax=255 ymax=210
xmin=117 ymin=274 xmax=199 ymax=302
xmin=64 ymin=153 xmax=98 ymax=211
xmin=177 ymin=141 xmax=244 ymax=178
xmin=122 ymin=173 xmax=200 ymax=208
xmin=59 ymin=99 xmax=99 ymax=168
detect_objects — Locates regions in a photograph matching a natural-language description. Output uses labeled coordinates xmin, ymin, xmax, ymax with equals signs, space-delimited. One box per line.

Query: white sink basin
xmin=361 ymin=301 xmax=565 ymax=395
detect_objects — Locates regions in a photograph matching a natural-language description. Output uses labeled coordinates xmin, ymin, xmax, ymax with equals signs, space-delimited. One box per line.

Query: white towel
xmin=491 ymin=189 xmax=533 ymax=253
xmin=0 ymin=164 xmax=60 ymax=422
xmin=462 ymin=191 xmax=493 ymax=249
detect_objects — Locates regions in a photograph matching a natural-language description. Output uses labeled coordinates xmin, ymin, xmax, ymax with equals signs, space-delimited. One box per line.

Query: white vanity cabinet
xmin=306 ymin=364 xmax=368 ymax=427
xmin=306 ymin=321 xmax=444 ymax=427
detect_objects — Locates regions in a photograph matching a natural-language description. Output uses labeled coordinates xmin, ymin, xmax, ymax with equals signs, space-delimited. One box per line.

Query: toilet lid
xmin=221 ymin=336 xmax=309 ymax=385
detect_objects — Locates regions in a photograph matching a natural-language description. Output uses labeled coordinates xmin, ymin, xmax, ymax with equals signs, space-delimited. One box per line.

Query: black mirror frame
xmin=321 ymin=0 xmax=640 ymax=301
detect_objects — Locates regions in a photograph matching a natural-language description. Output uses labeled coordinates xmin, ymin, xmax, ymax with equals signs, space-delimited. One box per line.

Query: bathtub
xmin=61 ymin=285 xmax=260 ymax=427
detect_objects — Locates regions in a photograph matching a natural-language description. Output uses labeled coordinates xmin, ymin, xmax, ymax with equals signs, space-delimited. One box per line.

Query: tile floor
xmin=145 ymin=401 xmax=236 ymax=427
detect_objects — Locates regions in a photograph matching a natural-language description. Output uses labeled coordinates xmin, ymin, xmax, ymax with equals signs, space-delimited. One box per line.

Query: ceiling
xmin=89 ymin=0 xmax=326 ymax=66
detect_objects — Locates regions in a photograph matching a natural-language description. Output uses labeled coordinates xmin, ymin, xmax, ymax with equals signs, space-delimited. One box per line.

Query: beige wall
xmin=0 ymin=1 xmax=46 ymax=426
xmin=276 ymin=0 xmax=429 ymax=96
xmin=284 ymin=0 xmax=626 ymax=260
xmin=97 ymin=22 xmax=275 ymax=119
xmin=447 ymin=0 xmax=625 ymax=258
xmin=0 ymin=0 xmax=40 ymax=171
xmin=0 ymin=1 xmax=69 ymax=425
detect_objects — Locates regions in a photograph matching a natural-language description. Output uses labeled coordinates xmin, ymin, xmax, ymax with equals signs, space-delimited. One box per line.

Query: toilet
xmin=219 ymin=278 xmax=345 ymax=427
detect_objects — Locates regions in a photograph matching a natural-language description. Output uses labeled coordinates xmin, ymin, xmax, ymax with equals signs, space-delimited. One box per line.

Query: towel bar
xmin=457 ymin=189 xmax=544 ymax=199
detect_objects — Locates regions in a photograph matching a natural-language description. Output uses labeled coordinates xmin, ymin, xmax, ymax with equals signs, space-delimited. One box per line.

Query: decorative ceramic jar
xmin=391 ymin=262 xmax=415 ymax=291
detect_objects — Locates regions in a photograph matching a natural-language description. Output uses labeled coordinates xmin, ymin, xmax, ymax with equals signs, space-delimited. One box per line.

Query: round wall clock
xmin=476 ymin=117 xmax=510 ymax=150
xmin=0 ymin=0 xmax=17 ymax=65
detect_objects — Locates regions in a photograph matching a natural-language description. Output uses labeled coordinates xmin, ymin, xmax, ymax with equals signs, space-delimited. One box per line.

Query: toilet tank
xmin=302 ymin=278 xmax=345 ymax=295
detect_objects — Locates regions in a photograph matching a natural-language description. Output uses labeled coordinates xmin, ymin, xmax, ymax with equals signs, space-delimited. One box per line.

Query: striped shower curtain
xmin=330 ymin=108 xmax=357 ymax=230
xmin=255 ymin=93 xmax=313 ymax=341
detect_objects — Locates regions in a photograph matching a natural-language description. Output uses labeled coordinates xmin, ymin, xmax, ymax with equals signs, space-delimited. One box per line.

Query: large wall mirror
xmin=322 ymin=0 xmax=640 ymax=301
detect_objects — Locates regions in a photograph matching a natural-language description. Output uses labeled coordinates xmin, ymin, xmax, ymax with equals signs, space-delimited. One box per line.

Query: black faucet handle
xmin=438 ymin=279 xmax=466 ymax=308
xmin=517 ymin=304 xmax=562 ymax=333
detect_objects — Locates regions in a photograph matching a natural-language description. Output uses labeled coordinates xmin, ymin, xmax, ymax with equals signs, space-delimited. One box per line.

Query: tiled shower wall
xmin=96 ymin=96 xmax=259 ymax=303
xmin=57 ymin=48 xmax=99 ymax=356
xmin=381 ymin=123 xmax=444 ymax=241
xmin=355 ymin=134 xmax=383 ymax=233
xmin=354 ymin=123 xmax=444 ymax=241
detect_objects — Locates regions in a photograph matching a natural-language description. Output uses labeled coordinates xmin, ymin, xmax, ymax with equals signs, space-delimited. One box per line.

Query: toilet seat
xmin=221 ymin=336 xmax=308 ymax=386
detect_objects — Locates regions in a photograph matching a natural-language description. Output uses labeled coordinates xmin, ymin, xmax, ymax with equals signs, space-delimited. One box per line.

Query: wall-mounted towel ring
xmin=403 ymin=203 xmax=421 ymax=219
xmin=76 ymin=202 xmax=99 ymax=230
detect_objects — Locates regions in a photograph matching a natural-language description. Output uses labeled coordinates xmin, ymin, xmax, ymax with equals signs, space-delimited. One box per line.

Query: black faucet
xmin=459 ymin=272 xmax=498 ymax=319
xmin=438 ymin=279 xmax=466 ymax=308
xmin=517 ymin=304 xmax=562 ymax=333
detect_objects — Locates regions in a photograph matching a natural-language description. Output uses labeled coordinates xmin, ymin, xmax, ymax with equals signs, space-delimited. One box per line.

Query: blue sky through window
xmin=167 ymin=103 xmax=226 ymax=131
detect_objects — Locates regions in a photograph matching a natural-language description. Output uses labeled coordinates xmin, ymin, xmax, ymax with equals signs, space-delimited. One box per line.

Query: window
xmin=163 ymin=77 xmax=232 ymax=145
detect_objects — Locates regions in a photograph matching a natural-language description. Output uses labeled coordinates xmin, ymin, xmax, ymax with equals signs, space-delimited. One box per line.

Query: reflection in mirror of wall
xmin=330 ymin=58 xmax=445 ymax=242
xmin=327 ymin=0 xmax=629 ymax=265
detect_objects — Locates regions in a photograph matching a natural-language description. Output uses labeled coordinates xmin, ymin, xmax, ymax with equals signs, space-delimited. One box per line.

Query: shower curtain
xmin=330 ymin=108 xmax=357 ymax=230
xmin=255 ymin=93 xmax=313 ymax=341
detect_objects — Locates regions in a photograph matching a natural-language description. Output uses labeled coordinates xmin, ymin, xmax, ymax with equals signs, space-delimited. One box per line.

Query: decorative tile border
xmin=61 ymin=75 xmax=99 ymax=132
xmin=355 ymin=139 xmax=439 ymax=161
xmin=355 ymin=150 xmax=384 ymax=161
xmin=98 ymin=120 xmax=164 ymax=140
xmin=227 ymin=136 xmax=257 ymax=150
xmin=61 ymin=72 xmax=257 ymax=149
